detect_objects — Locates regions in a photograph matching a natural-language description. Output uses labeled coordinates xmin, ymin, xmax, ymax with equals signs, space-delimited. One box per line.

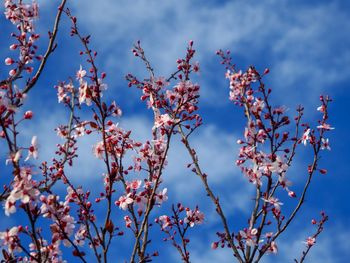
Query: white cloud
xmin=66 ymin=0 xmax=349 ymax=108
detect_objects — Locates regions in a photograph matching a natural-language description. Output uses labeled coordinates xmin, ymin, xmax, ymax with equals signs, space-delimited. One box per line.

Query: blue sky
xmin=1 ymin=0 xmax=350 ymax=262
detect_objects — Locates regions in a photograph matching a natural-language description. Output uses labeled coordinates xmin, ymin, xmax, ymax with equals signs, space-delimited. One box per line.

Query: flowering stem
xmin=23 ymin=0 xmax=68 ymax=95
xmin=178 ymin=125 xmax=244 ymax=263
xmin=130 ymin=131 xmax=174 ymax=262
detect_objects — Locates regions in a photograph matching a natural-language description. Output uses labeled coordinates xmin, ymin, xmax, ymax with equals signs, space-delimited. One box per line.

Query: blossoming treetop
xmin=0 ymin=1 xmax=332 ymax=262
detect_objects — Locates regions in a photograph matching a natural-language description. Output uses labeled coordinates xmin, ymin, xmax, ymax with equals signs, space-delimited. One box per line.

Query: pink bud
xmin=5 ymin=58 xmax=14 ymax=65
xmin=311 ymin=219 xmax=317 ymax=225
xmin=9 ymin=44 xmax=18 ymax=50
xmin=264 ymin=68 xmax=270 ymax=75
xmin=288 ymin=191 xmax=296 ymax=198
xmin=25 ymin=67 xmax=34 ymax=74
xmin=319 ymin=169 xmax=327 ymax=175
xmin=9 ymin=69 xmax=16 ymax=76
xmin=24 ymin=111 xmax=33 ymax=119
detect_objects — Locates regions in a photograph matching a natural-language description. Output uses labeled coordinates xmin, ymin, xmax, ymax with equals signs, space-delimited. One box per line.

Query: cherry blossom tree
xmin=0 ymin=1 xmax=332 ymax=262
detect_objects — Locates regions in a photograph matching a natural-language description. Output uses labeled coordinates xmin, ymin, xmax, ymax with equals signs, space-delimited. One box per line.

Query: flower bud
xmin=9 ymin=69 xmax=16 ymax=76
xmin=5 ymin=58 xmax=14 ymax=65
xmin=24 ymin=111 xmax=33 ymax=119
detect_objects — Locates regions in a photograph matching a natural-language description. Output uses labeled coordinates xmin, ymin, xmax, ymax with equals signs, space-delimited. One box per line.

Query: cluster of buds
xmin=155 ymin=204 xmax=204 ymax=262
xmin=4 ymin=0 xmax=41 ymax=78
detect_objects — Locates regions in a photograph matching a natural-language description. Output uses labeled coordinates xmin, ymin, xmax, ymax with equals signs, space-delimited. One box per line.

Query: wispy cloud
xmin=67 ymin=0 xmax=349 ymax=106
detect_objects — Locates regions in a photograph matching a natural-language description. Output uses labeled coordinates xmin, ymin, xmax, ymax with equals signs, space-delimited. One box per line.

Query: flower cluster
xmin=0 ymin=226 xmax=22 ymax=254
xmin=40 ymin=194 xmax=76 ymax=247
xmin=4 ymin=0 xmax=40 ymax=78
xmin=5 ymin=167 xmax=39 ymax=216
xmin=155 ymin=204 xmax=204 ymax=262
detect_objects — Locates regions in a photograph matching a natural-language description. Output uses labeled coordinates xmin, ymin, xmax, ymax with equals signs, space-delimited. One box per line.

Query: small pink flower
xmin=301 ymin=129 xmax=310 ymax=146
xmin=184 ymin=207 xmax=204 ymax=227
xmin=134 ymin=194 xmax=147 ymax=210
xmin=5 ymin=150 xmax=21 ymax=165
xmin=156 ymin=188 xmax=168 ymax=205
xmin=321 ymin=138 xmax=331 ymax=150
xmin=25 ymin=136 xmax=38 ymax=161
xmin=124 ymin=216 xmax=132 ymax=228
xmin=76 ymin=65 xmax=86 ymax=80
xmin=4 ymin=196 xmax=17 ymax=216
xmin=127 ymin=180 xmax=142 ymax=190
xmin=116 ymin=194 xmax=133 ymax=210
xmin=79 ymin=81 xmax=92 ymax=106
xmin=154 ymin=114 xmax=175 ymax=129
xmin=317 ymin=123 xmax=334 ymax=130
xmin=317 ymin=105 xmax=325 ymax=112
xmin=304 ymin=237 xmax=316 ymax=247
xmin=158 ymin=215 xmax=172 ymax=229
xmin=269 ymin=241 xmax=278 ymax=254
xmin=262 ymin=196 xmax=283 ymax=211
xmin=93 ymin=141 xmax=105 ymax=159
xmin=240 ymin=228 xmax=258 ymax=247
xmin=0 ymin=226 xmax=21 ymax=253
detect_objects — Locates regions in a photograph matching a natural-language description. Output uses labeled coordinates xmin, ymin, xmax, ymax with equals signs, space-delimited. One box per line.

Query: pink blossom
xmin=302 ymin=128 xmax=310 ymax=146
xmin=127 ymin=180 xmax=142 ymax=190
xmin=111 ymin=101 xmax=122 ymax=117
xmin=25 ymin=136 xmax=38 ymax=161
xmin=317 ymin=123 xmax=334 ymax=130
xmin=156 ymin=188 xmax=168 ymax=205
xmin=251 ymin=98 xmax=265 ymax=115
xmin=240 ymin=228 xmax=258 ymax=247
xmin=124 ymin=215 xmax=132 ymax=228
xmin=4 ymin=196 xmax=17 ymax=216
xmin=134 ymin=193 xmax=147 ymax=210
xmin=268 ymin=241 xmax=278 ymax=254
xmin=116 ymin=193 xmax=133 ymax=210
xmin=154 ymin=114 xmax=175 ymax=129
xmin=321 ymin=138 xmax=331 ymax=150
xmin=317 ymin=105 xmax=325 ymax=113
xmin=158 ymin=215 xmax=172 ymax=229
xmin=73 ymin=125 xmax=85 ymax=138
xmin=5 ymin=150 xmax=21 ymax=165
xmin=304 ymin=237 xmax=316 ymax=247
xmin=262 ymin=196 xmax=283 ymax=211
xmin=0 ymin=226 xmax=21 ymax=253
xmin=76 ymin=65 xmax=86 ymax=81
xmin=184 ymin=207 xmax=204 ymax=227
xmin=5 ymin=168 xmax=39 ymax=216
xmin=74 ymin=225 xmax=87 ymax=246
xmin=93 ymin=141 xmax=105 ymax=159
xmin=79 ymin=81 xmax=92 ymax=106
